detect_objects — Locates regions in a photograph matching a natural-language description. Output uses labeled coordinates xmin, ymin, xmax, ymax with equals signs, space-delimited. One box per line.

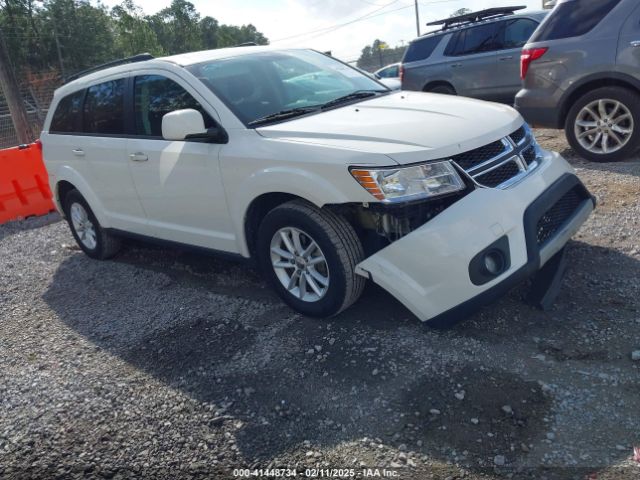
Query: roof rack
xmin=427 ymin=6 xmax=527 ymax=30
xmin=234 ymin=42 xmax=258 ymax=47
xmin=64 ymin=53 xmax=154 ymax=83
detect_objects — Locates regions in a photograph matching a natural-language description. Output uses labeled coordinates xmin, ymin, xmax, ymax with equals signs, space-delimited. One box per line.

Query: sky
xmin=98 ymin=0 xmax=542 ymax=62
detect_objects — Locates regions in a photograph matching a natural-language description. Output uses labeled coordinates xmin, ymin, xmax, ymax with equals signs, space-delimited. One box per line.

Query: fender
xmin=558 ymin=71 xmax=640 ymax=124
xmin=229 ymin=167 xmax=354 ymax=257
xmin=52 ymin=165 xmax=111 ymax=228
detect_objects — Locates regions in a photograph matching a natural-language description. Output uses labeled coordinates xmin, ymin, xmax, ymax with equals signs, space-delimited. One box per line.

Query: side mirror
xmin=162 ymin=109 xmax=228 ymax=144
xmin=162 ymin=109 xmax=206 ymax=141
xmin=374 ymin=73 xmax=382 ymax=79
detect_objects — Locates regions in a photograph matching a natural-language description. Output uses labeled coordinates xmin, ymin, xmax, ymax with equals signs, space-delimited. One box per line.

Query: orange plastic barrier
xmin=0 ymin=141 xmax=55 ymax=224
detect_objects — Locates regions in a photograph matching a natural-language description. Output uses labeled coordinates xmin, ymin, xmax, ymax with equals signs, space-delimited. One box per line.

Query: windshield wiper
xmin=248 ymin=106 xmax=320 ymax=127
xmin=321 ymin=90 xmax=389 ymax=110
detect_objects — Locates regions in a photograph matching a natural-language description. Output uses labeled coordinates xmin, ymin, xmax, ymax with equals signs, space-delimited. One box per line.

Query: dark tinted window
xmin=500 ymin=18 xmax=538 ymax=49
xmin=403 ymin=35 xmax=442 ymax=63
xmin=530 ymin=0 xmax=622 ymax=42
xmin=445 ymin=23 xmax=500 ymax=56
xmin=83 ymin=79 xmax=125 ymax=135
xmin=50 ymin=90 xmax=84 ymax=133
xmin=134 ymin=75 xmax=215 ymax=137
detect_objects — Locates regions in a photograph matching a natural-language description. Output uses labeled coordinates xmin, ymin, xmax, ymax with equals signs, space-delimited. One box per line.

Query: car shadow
xmin=41 ymin=238 xmax=640 ymax=476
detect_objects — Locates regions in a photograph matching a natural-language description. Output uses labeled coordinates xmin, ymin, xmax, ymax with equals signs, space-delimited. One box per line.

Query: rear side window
xmin=445 ymin=23 xmax=500 ymax=56
xmin=50 ymin=90 xmax=84 ymax=133
xmin=530 ymin=0 xmax=622 ymax=42
xmin=134 ymin=75 xmax=215 ymax=137
xmin=500 ymin=18 xmax=539 ymax=49
xmin=403 ymin=35 xmax=442 ymax=63
xmin=83 ymin=79 xmax=125 ymax=135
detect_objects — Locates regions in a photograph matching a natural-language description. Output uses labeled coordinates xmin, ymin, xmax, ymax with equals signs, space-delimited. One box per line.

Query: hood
xmin=257 ymin=91 xmax=524 ymax=165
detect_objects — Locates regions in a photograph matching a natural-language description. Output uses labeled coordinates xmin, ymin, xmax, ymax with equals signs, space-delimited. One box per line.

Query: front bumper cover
xmin=355 ymin=152 xmax=594 ymax=326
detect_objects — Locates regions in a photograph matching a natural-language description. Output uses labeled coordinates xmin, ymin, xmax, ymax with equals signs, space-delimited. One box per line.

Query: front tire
xmin=565 ymin=86 xmax=640 ymax=162
xmin=257 ymin=200 xmax=365 ymax=318
xmin=64 ymin=190 xmax=122 ymax=260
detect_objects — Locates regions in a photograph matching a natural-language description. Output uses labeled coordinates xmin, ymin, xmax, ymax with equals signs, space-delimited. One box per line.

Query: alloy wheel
xmin=270 ymin=227 xmax=330 ymax=303
xmin=574 ymin=99 xmax=634 ymax=155
xmin=70 ymin=203 xmax=97 ymax=250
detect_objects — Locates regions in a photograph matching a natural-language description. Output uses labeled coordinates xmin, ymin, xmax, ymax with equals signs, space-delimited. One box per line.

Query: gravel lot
xmin=1 ymin=129 xmax=639 ymax=480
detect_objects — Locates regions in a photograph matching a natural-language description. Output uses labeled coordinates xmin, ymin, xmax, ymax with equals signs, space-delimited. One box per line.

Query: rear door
xmin=617 ymin=2 xmax=640 ymax=70
xmin=80 ymin=77 xmax=147 ymax=231
xmin=126 ymin=72 xmax=235 ymax=252
xmin=442 ymin=22 xmax=501 ymax=100
xmin=492 ymin=18 xmax=540 ymax=103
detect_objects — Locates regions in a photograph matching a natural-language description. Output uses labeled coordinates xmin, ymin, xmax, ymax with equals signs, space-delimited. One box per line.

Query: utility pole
xmin=414 ymin=0 xmax=420 ymax=36
xmin=0 ymin=27 xmax=34 ymax=145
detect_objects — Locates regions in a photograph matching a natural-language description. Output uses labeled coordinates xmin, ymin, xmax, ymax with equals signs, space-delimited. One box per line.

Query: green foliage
xmin=356 ymin=39 xmax=406 ymax=72
xmin=449 ymin=7 xmax=472 ymax=18
xmin=0 ymin=0 xmax=269 ymax=79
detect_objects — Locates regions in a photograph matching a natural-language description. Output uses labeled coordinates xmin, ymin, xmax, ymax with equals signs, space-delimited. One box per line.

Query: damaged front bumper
xmin=355 ymin=152 xmax=595 ymax=326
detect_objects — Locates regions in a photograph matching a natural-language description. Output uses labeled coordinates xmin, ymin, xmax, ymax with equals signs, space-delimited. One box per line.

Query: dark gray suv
xmin=516 ymin=0 xmax=640 ymax=162
xmin=402 ymin=7 xmax=547 ymax=104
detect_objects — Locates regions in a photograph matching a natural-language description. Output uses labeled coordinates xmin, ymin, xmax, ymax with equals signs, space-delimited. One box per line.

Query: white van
xmin=41 ymin=47 xmax=594 ymax=326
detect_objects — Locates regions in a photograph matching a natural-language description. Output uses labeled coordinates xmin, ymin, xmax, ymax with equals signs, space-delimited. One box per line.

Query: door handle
xmin=499 ymin=56 xmax=513 ymax=61
xmin=631 ymin=40 xmax=640 ymax=47
xmin=72 ymin=149 xmax=84 ymax=157
xmin=129 ymin=152 xmax=148 ymax=162
xmin=450 ymin=63 xmax=463 ymax=68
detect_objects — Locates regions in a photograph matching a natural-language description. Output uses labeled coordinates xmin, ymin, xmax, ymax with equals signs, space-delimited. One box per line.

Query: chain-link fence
xmin=0 ymin=71 xmax=60 ymax=149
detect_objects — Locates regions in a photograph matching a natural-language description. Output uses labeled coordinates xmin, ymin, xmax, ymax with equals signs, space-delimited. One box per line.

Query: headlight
xmin=351 ymin=160 xmax=465 ymax=203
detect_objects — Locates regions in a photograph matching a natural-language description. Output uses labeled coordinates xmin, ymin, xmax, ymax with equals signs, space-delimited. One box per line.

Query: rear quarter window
xmin=530 ymin=0 xmax=622 ymax=42
xmin=50 ymin=90 xmax=84 ymax=133
xmin=403 ymin=35 xmax=442 ymax=63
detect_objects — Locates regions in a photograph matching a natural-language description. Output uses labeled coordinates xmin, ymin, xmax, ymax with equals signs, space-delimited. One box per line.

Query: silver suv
xmin=516 ymin=0 xmax=640 ymax=162
xmin=402 ymin=7 xmax=547 ymax=104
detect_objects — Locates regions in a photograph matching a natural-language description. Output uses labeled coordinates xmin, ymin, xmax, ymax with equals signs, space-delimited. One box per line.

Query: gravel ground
xmin=1 ymin=129 xmax=639 ymax=480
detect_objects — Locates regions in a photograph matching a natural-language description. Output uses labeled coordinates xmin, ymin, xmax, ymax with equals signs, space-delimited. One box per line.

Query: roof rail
xmin=64 ymin=53 xmax=154 ymax=83
xmin=427 ymin=6 xmax=527 ymax=30
xmin=234 ymin=42 xmax=258 ymax=47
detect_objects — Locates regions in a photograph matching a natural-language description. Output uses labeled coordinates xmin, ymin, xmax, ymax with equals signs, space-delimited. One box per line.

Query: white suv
xmin=41 ymin=47 xmax=595 ymax=326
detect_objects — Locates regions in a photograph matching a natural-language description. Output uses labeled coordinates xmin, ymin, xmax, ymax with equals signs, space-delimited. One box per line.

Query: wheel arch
xmin=53 ymin=166 xmax=111 ymax=227
xmin=422 ymin=80 xmax=456 ymax=94
xmin=231 ymin=168 xmax=357 ymax=258
xmin=560 ymin=73 xmax=640 ymax=128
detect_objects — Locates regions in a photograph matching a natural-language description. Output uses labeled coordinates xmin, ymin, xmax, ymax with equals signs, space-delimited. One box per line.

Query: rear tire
xmin=565 ymin=86 xmax=640 ymax=162
xmin=427 ymin=84 xmax=456 ymax=95
xmin=64 ymin=190 xmax=121 ymax=260
xmin=257 ymin=200 xmax=365 ymax=318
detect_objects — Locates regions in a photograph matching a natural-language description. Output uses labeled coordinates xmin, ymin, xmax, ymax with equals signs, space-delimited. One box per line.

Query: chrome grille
xmin=451 ymin=125 xmax=539 ymax=189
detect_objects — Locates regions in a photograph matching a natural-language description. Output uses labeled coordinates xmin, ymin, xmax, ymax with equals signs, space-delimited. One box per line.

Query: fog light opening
xmin=483 ymin=250 xmax=506 ymax=276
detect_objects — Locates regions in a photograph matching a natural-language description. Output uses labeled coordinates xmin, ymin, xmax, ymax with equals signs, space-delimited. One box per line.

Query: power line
xmin=271 ymin=0 xmax=403 ymax=43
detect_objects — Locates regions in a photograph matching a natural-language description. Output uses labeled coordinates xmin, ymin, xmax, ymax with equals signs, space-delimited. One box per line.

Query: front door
xmin=127 ymin=73 xmax=236 ymax=252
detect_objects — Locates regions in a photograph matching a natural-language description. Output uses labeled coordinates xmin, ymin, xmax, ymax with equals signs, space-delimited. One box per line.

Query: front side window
xmin=134 ymin=75 xmax=215 ymax=137
xmin=530 ymin=0 xmax=622 ymax=42
xmin=500 ymin=18 xmax=539 ymax=49
xmin=50 ymin=90 xmax=84 ymax=133
xmin=188 ymin=50 xmax=387 ymax=126
xmin=445 ymin=23 xmax=500 ymax=56
xmin=83 ymin=79 xmax=125 ymax=135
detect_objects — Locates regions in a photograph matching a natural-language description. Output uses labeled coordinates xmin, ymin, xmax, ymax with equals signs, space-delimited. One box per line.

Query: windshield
xmin=187 ymin=49 xmax=388 ymax=126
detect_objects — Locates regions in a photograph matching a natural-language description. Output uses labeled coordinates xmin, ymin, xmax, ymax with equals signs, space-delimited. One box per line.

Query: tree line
xmin=0 ymin=0 xmax=269 ymax=79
